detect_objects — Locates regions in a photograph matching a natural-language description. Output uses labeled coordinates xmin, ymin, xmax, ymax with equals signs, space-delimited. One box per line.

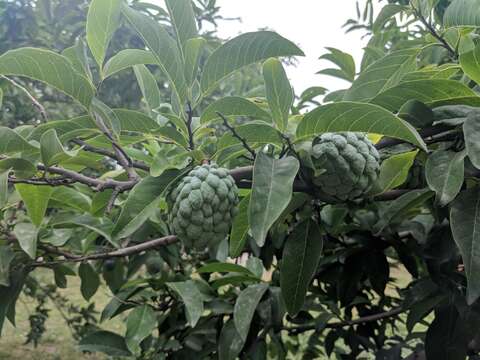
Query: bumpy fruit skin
xmin=311 ymin=132 xmax=380 ymax=200
xmin=167 ymin=163 xmax=239 ymax=249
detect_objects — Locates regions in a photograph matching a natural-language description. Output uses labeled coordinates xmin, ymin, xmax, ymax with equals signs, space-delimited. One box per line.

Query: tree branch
xmin=186 ymin=102 xmax=195 ymax=150
xmin=217 ymin=112 xmax=256 ymax=159
xmin=375 ymin=124 xmax=456 ymax=150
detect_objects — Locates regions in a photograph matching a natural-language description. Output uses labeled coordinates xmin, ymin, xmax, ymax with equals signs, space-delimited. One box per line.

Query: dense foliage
xmin=1 ymin=0 xmax=480 ymax=359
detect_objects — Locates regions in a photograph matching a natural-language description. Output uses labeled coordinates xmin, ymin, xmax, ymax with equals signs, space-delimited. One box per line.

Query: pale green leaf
xmin=167 ymin=280 xmax=204 ymax=327
xmin=0 ymin=246 xmax=15 ymax=286
xmin=460 ymin=43 xmax=480 ymax=85
xmin=15 ymin=184 xmax=53 ymax=227
xmin=86 ymin=0 xmax=122 ymax=68
xmin=90 ymin=98 xmax=121 ymax=140
xmin=50 ymin=187 xmax=92 ymax=213
xmin=234 ymin=283 xmax=268 ymax=341
xmin=296 ymin=102 xmax=427 ymax=151
xmin=318 ymin=47 xmax=356 ymax=82
xmin=79 ymin=262 xmax=100 ymax=301
xmin=216 ymin=123 xmax=283 ymax=153
xmin=0 ymin=89 xmax=3 ymax=108
xmin=0 ymin=172 xmax=8 ymax=209
xmin=377 ymin=150 xmax=418 ymax=193
xmin=444 ymin=0 xmax=480 ymax=28
xmin=280 ymin=220 xmax=323 ymax=315
xmin=249 ymin=153 xmax=300 ymax=247
xmin=373 ymin=4 xmax=408 ymax=33
xmin=426 ymin=150 xmax=465 ymax=206
xmin=200 ymin=97 xmax=271 ymax=124
xmin=78 ymin=331 xmax=131 ymax=357
xmin=201 ymin=31 xmax=304 ymax=94
xmin=464 ymin=111 xmax=480 ymax=169
xmin=230 ymin=194 xmax=251 ymax=258
xmin=103 ymin=49 xmax=156 ymax=79
xmin=13 ymin=223 xmax=38 ymax=259
xmin=263 ymin=58 xmax=293 ymax=131
xmin=0 ymin=127 xmax=38 ymax=154
xmin=165 ymin=0 xmax=198 ymax=52
xmin=40 ymin=129 xmax=78 ymax=166
xmin=62 ymin=39 xmax=93 ymax=81
xmin=344 ymin=48 xmax=420 ymax=102
xmin=184 ymin=37 xmax=206 ymax=85
xmin=125 ymin=305 xmax=157 ymax=355
xmin=133 ymin=64 xmax=161 ymax=113
xmin=450 ymin=187 xmax=480 ymax=304
xmin=0 ymin=159 xmax=36 ymax=179
xmin=0 ymin=48 xmax=94 ymax=107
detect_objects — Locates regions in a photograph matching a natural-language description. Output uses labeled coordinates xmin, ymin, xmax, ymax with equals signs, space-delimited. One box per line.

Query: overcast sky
xmin=155 ymin=0 xmax=375 ymax=94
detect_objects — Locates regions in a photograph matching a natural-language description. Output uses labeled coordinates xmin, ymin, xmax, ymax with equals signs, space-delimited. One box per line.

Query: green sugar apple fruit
xmin=311 ymin=132 xmax=380 ymax=200
xmin=167 ymin=163 xmax=239 ymax=249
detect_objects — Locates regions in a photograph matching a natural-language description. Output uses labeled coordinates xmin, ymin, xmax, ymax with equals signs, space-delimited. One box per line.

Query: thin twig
xmin=217 ymin=112 xmax=256 ymax=159
xmin=186 ymin=102 xmax=195 ymax=150
xmin=1 ymin=75 xmax=48 ymax=121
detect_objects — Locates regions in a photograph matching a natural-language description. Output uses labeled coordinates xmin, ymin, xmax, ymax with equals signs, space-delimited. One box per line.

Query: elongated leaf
xmin=371 ymin=80 xmax=476 ymax=111
xmin=0 ymin=48 xmax=94 ymax=107
xmin=40 ymin=129 xmax=78 ymax=166
xmin=15 ymin=184 xmax=53 ymax=227
xmin=90 ymin=98 xmax=121 ymax=140
xmin=0 ymin=89 xmax=3 ymax=108
xmin=280 ymin=220 xmax=323 ymax=315
xmin=344 ymin=48 xmax=419 ymax=102
xmin=377 ymin=150 xmax=418 ymax=193
xmin=133 ymin=64 xmax=161 ymax=113
xmin=13 ymin=223 xmax=38 ymax=259
xmin=198 ymin=262 xmax=255 ymax=277
xmin=167 ymin=280 xmax=204 ymax=327
xmin=62 ymin=40 xmax=93 ymax=80
xmin=464 ymin=111 xmax=480 ymax=168
xmin=165 ymin=0 xmax=197 ymax=52
xmin=201 ymin=97 xmax=271 ymax=124
xmin=318 ymin=47 xmax=356 ymax=82
xmin=0 ymin=127 xmax=38 ymax=154
xmin=296 ymin=102 xmax=426 ymax=151
xmin=112 ymin=171 xmax=181 ymax=238
xmin=0 ymin=172 xmax=8 ymax=209
xmin=426 ymin=150 xmax=465 ymax=206
xmin=0 ymin=246 xmax=15 ymax=286
xmin=184 ymin=37 xmax=206 ymax=85
xmin=201 ymin=31 xmax=304 ymax=94
xmin=0 ymin=269 xmax=26 ymax=335
xmin=125 ymin=305 xmax=157 ymax=355
xmin=444 ymin=0 xmax=480 ymax=27
xmin=218 ymin=320 xmax=245 ymax=360
xmin=216 ymin=123 xmax=283 ymax=152
xmin=460 ymin=43 xmax=480 ymax=85
xmin=103 ymin=49 xmax=156 ymax=78
xmin=52 ymin=214 xmax=114 ymax=246
xmin=249 ymin=153 xmax=300 ymax=246
xmin=78 ymin=331 xmax=132 ymax=357
xmin=450 ymin=187 xmax=480 ymax=304
xmin=230 ymin=194 xmax=251 ymax=258
xmin=373 ymin=4 xmax=408 ymax=33
xmin=122 ymin=4 xmax=187 ymax=105
xmin=50 ymin=187 xmax=91 ymax=213
xmin=263 ymin=58 xmax=293 ymax=131
xmin=234 ymin=283 xmax=268 ymax=341
xmin=79 ymin=262 xmax=100 ymax=301
xmin=0 ymin=158 xmax=36 ymax=179
xmin=86 ymin=0 xmax=122 ymax=68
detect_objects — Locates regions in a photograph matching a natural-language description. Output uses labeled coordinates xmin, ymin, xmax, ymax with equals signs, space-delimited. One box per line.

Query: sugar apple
xmin=167 ymin=163 xmax=239 ymax=249
xmin=311 ymin=132 xmax=380 ymax=200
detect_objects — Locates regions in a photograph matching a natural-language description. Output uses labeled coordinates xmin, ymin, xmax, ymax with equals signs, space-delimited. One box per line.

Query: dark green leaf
xmin=125 ymin=305 xmax=157 ymax=355
xmin=79 ymin=262 xmax=100 ymax=301
xmin=218 ymin=320 xmax=245 ymax=360
xmin=398 ymin=99 xmax=435 ymax=128
xmin=444 ymin=0 xmax=480 ymax=27
xmin=0 ymin=158 xmax=36 ymax=179
xmin=197 ymin=262 xmax=256 ymax=277
xmin=234 ymin=283 xmax=268 ymax=341
xmin=78 ymin=331 xmax=132 ymax=357
xmin=464 ymin=111 xmax=480 ymax=168
xmin=167 ymin=280 xmax=204 ymax=327
xmin=15 ymin=184 xmax=53 ymax=227
xmin=230 ymin=194 xmax=251 ymax=258
xmin=0 ymin=246 xmax=15 ymax=286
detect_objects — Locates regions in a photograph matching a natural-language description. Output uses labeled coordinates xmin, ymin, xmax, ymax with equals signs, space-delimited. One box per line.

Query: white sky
xmin=155 ymin=0 xmax=375 ymax=94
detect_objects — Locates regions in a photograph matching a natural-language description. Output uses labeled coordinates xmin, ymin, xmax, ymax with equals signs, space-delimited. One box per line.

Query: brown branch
xmin=375 ymin=124 xmax=456 ymax=150
xmin=217 ymin=112 xmax=256 ymax=159
xmin=8 ymin=177 xmax=74 ymax=186
xmin=186 ymin=102 xmax=195 ymax=150
xmin=1 ymin=75 xmax=48 ymax=121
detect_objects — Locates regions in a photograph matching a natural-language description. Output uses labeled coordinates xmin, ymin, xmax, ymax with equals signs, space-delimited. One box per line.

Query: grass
xmin=0 ymin=270 xmax=123 ymax=360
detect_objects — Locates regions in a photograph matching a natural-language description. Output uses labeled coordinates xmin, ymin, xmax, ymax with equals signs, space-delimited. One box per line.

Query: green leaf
xmin=460 ymin=43 xmax=480 ymax=85
xmin=103 ymin=49 xmax=156 ymax=79
xmin=371 ymin=80 xmax=476 ymax=111
xmin=0 ymin=246 xmax=15 ymax=286
xmin=13 ymin=223 xmax=38 ymax=259
xmin=79 ymin=262 xmax=100 ymax=301
xmin=52 ymin=214 xmax=114 ymax=246
xmin=444 ymin=0 xmax=480 ymax=27
xmin=0 ymin=89 xmax=3 ymax=108
xmin=0 ymin=127 xmax=38 ymax=154
xmin=375 ymin=189 xmax=434 ymax=234
xmin=372 ymin=4 xmax=408 ymax=33
xmin=426 ymin=150 xmax=465 ymax=206
xmin=40 ymin=129 xmax=78 ymax=166
xmin=184 ymin=37 xmax=206 ymax=86
xmin=318 ymin=47 xmax=356 ymax=82
xmin=200 ymin=97 xmax=271 ymax=124
xmin=165 ymin=0 xmax=198 ymax=52
xmin=280 ymin=219 xmax=323 ymax=315
xmin=344 ymin=48 xmax=420 ymax=102
xmin=296 ymin=102 xmax=427 ymax=151
xmin=86 ymin=0 xmax=122 ymax=68
xmin=90 ymin=98 xmax=121 ymax=140
xmin=201 ymin=31 xmax=304 ymax=94
xmin=249 ymin=153 xmax=300 ymax=246
xmin=216 ymin=123 xmax=283 ymax=152
xmin=112 ymin=171 xmax=181 ymax=239
xmin=15 ymin=184 xmax=53 ymax=227
xmin=377 ymin=150 xmax=418 ymax=193
xmin=0 ymin=171 xmax=8 ymax=209
xmin=398 ymin=99 xmax=435 ymax=128
xmin=0 ymin=48 xmax=94 ymax=108
xmin=464 ymin=111 xmax=480 ymax=168
xmin=122 ymin=4 xmax=187 ymax=106
xmin=197 ymin=262 xmax=256 ymax=277
xmin=50 ymin=187 xmax=92 ymax=213
xmin=62 ymin=40 xmax=93 ymax=81
xmin=0 ymin=158 xmax=36 ymax=179
xmin=167 ymin=280 xmax=204 ymax=327
xmin=230 ymin=194 xmax=251 ymax=258
xmin=78 ymin=331 xmax=132 ymax=357
xmin=263 ymin=58 xmax=293 ymax=131
xmin=125 ymin=305 xmax=157 ymax=355
xmin=234 ymin=283 xmax=268 ymax=341
xmin=133 ymin=64 xmax=161 ymax=113
xmin=218 ymin=320 xmax=246 ymax=360
xmin=450 ymin=187 xmax=480 ymax=304
xmin=0 ymin=269 xmax=26 ymax=335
